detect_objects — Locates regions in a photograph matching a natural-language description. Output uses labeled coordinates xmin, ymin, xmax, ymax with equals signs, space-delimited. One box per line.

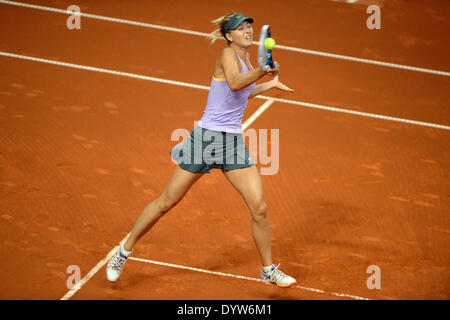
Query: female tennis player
xmin=107 ymin=12 xmax=296 ymax=288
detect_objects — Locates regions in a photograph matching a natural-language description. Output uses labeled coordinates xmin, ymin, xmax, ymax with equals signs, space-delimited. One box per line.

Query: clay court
xmin=0 ymin=0 xmax=449 ymax=300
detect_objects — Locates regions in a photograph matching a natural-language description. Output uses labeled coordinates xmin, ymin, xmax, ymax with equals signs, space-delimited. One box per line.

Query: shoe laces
xmin=108 ymin=252 xmax=126 ymax=272
xmin=266 ymin=264 xmax=289 ymax=282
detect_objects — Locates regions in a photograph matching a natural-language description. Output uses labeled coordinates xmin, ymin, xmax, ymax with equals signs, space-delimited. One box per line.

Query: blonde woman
xmin=107 ymin=12 xmax=296 ymax=288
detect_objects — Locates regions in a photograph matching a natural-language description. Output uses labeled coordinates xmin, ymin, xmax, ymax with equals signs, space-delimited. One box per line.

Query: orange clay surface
xmin=0 ymin=0 xmax=449 ymax=300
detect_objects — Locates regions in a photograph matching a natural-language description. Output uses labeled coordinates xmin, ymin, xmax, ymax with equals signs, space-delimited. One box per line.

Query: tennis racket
xmin=258 ymin=25 xmax=276 ymax=71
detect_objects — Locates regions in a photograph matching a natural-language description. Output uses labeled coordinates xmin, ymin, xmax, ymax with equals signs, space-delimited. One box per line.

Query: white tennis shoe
xmin=261 ymin=264 xmax=296 ymax=288
xmin=106 ymin=246 xmax=130 ymax=282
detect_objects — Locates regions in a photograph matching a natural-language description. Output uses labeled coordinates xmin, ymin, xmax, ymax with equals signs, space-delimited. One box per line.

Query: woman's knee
xmin=251 ymin=200 xmax=268 ymax=222
xmin=157 ymin=194 xmax=179 ymax=213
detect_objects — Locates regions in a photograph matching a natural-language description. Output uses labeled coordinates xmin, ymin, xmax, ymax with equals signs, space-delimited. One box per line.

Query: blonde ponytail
xmin=207 ymin=13 xmax=235 ymax=44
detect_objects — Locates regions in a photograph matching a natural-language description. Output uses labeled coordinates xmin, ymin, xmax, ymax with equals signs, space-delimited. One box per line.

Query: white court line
xmin=61 ymin=238 xmax=371 ymax=300
xmin=0 ymin=0 xmax=449 ymax=77
xmin=1 ymin=51 xmax=449 ymax=131
xmin=128 ymin=256 xmax=371 ymax=300
xmin=243 ymin=99 xmax=275 ymax=130
xmin=60 ymin=235 xmax=130 ymax=300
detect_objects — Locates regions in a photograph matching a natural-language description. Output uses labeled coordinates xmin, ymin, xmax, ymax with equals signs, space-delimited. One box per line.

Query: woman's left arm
xmin=248 ymin=75 xmax=294 ymax=99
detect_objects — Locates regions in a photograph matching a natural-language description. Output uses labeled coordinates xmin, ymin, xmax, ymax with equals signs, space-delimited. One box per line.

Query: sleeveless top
xmin=197 ymin=54 xmax=256 ymax=134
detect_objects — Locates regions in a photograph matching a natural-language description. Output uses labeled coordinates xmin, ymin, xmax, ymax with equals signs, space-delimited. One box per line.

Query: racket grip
xmin=268 ymin=50 xmax=275 ymax=69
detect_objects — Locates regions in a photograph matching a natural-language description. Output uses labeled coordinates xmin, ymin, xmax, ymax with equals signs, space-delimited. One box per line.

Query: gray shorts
xmin=170 ymin=125 xmax=254 ymax=173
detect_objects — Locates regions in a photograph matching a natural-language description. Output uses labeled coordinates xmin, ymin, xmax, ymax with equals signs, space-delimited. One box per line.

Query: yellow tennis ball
xmin=264 ymin=37 xmax=275 ymax=50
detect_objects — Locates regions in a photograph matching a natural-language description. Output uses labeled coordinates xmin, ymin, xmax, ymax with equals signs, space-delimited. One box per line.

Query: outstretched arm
xmin=248 ymin=75 xmax=294 ymax=99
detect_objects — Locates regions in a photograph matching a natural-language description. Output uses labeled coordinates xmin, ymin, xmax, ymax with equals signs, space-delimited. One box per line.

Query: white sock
xmin=262 ymin=265 xmax=274 ymax=273
xmin=120 ymin=244 xmax=133 ymax=258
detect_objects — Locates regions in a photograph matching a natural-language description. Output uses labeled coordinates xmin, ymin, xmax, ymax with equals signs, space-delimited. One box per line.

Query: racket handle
xmin=268 ymin=51 xmax=275 ymax=69
xmin=266 ymin=50 xmax=275 ymax=69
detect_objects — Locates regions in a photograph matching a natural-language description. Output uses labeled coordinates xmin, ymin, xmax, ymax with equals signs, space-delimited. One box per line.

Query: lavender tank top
xmin=197 ymin=54 xmax=256 ymax=134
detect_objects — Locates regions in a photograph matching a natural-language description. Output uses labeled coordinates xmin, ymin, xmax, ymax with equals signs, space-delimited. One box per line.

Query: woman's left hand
xmin=271 ymin=76 xmax=294 ymax=92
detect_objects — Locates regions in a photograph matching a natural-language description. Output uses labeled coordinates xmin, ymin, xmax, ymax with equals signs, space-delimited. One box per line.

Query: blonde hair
xmin=207 ymin=13 xmax=236 ymax=44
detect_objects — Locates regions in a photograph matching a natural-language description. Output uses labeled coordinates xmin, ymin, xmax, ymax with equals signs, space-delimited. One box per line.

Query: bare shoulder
xmin=220 ymin=47 xmax=236 ymax=61
xmin=220 ymin=47 xmax=240 ymax=67
xmin=222 ymin=46 xmax=235 ymax=54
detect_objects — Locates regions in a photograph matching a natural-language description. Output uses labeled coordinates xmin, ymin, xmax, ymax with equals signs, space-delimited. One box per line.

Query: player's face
xmin=230 ymin=21 xmax=253 ymax=47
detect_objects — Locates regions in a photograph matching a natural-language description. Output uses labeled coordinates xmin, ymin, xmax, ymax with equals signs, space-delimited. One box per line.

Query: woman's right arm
xmin=221 ymin=48 xmax=273 ymax=91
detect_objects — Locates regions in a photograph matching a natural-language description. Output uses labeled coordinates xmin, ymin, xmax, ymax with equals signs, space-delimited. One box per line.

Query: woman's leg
xmin=123 ymin=165 xmax=203 ymax=251
xmin=223 ymin=165 xmax=296 ymax=287
xmin=223 ymin=165 xmax=272 ymax=266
